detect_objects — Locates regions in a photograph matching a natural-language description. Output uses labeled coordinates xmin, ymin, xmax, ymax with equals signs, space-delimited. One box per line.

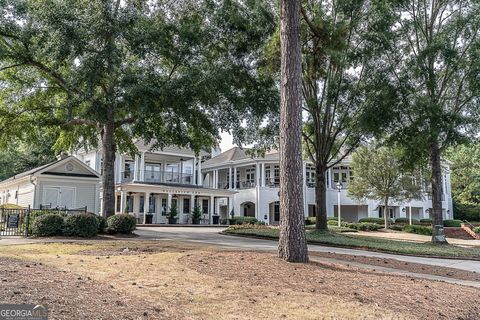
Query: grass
xmin=224 ymin=226 xmax=480 ymax=259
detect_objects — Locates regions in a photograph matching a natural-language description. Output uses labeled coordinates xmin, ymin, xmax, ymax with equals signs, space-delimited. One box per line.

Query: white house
xmin=75 ymin=140 xmax=235 ymax=224
xmin=0 ymin=156 xmax=101 ymax=212
xmin=201 ymin=147 xmax=454 ymax=224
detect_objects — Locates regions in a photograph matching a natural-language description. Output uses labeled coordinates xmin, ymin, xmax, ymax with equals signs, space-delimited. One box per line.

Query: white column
xmin=228 ymin=196 xmax=234 ymax=219
xmin=119 ymin=191 xmax=126 ymax=213
xmin=178 ymin=196 xmax=184 ymax=223
xmin=261 ymin=163 xmax=266 ymax=187
xmin=133 ymin=154 xmax=140 ymax=181
xmin=191 ymin=193 xmax=196 ymax=214
xmin=180 ymin=160 xmax=184 ymax=184
xmin=233 ymin=167 xmax=237 ymax=189
xmin=409 ymin=204 xmax=412 ymax=225
xmin=197 ymin=158 xmax=202 ymax=186
xmin=210 ymin=196 xmax=215 ymax=224
xmin=143 ymin=192 xmax=150 ymax=224
xmin=228 ymin=167 xmax=233 ymax=189
xmin=139 ymin=152 xmax=146 ymax=182
xmin=193 ymin=157 xmax=197 ymax=185
xmin=328 ymin=168 xmax=332 ymax=189
xmin=215 ymin=170 xmax=219 ymax=189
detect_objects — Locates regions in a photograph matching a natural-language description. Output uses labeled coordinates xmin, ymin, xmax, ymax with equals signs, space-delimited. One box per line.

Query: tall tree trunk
xmin=278 ymin=0 xmax=308 ymax=262
xmin=383 ymin=196 xmax=389 ymax=230
xmin=101 ymin=112 xmax=116 ymax=218
xmin=315 ymin=163 xmax=328 ymax=230
xmin=430 ymin=139 xmax=447 ymax=244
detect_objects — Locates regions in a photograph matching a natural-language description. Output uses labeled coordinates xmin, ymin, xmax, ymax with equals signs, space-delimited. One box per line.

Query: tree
xmin=348 ymin=146 xmax=423 ymax=229
xmin=299 ymin=0 xmax=394 ymax=231
xmin=0 ymin=0 xmax=277 ymax=216
xmin=373 ymin=0 xmax=480 ymax=243
xmin=445 ymin=144 xmax=480 ymax=206
xmin=278 ymin=0 xmax=309 ymax=263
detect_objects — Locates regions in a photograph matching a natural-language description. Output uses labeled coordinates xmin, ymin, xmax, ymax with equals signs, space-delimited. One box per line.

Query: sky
xmin=219 ymin=131 xmax=235 ymax=152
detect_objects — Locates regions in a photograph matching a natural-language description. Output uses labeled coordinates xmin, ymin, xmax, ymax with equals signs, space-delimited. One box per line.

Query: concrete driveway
xmin=135 ymin=226 xmax=480 ymax=274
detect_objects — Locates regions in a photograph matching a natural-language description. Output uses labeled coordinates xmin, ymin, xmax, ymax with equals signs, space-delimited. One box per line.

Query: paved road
xmin=135 ymin=226 xmax=480 ymax=274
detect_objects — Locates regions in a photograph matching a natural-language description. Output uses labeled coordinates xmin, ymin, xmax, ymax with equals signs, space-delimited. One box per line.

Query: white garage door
xmin=43 ymin=187 xmax=76 ymax=209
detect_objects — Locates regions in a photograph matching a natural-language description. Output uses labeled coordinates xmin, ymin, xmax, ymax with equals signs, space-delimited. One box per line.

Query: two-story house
xmin=75 ymin=140 xmax=235 ymax=224
xmin=201 ymin=147 xmax=454 ymax=224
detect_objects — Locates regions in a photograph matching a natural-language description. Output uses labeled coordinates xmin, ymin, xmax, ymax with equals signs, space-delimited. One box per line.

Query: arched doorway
xmin=240 ymin=201 xmax=255 ymax=217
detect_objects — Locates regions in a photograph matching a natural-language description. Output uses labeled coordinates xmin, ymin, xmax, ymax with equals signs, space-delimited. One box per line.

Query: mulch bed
xmin=182 ymin=251 xmax=480 ymax=320
xmin=0 ymin=257 xmax=166 ymax=320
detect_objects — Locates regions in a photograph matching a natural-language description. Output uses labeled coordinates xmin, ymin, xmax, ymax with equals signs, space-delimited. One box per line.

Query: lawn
xmin=1 ymin=240 xmax=480 ymax=319
xmin=224 ymin=226 xmax=480 ymax=259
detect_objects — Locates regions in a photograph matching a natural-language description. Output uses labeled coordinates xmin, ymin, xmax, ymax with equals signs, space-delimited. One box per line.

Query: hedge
xmin=443 ymin=219 xmax=463 ymax=227
xmin=96 ymin=215 xmax=107 ymax=233
xmin=228 ymin=216 xmax=259 ymax=225
xmin=420 ymin=218 xmax=432 ymax=224
xmin=404 ymin=224 xmax=432 ymax=236
xmin=394 ymin=218 xmax=420 ymax=225
xmin=474 ymin=227 xmax=480 ymax=234
xmin=358 ymin=217 xmax=392 ymax=225
xmin=63 ymin=213 xmax=99 ymax=238
xmin=305 ymin=217 xmax=316 ymax=225
xmin=344 ymin=222 xmax=381 ymax=231
xmin=107 ymin=214 xmax=136 ymax=234
xmin=31 ymin=214 xmax=64 ymax=236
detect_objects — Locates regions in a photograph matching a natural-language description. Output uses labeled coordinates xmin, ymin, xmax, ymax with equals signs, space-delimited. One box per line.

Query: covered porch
xmin=114 ymin=183 xmax=235 ymax=225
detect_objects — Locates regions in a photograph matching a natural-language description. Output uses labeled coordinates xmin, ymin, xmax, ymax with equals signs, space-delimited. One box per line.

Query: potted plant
xmin=192 ymin=205 xmax=202 ymax=225
xmin=167 ymin=204 xmax=178 ymax=224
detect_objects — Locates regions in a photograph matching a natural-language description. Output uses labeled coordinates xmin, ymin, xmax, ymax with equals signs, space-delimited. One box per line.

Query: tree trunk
xmin=384 ymin=196 xmax=389 ymax=230
xmin=430 ymin=139 xmax=447 ymax=244
xmin=278 ymin=0 xmax=308 ymax=262
xmin=315 ymin=163 xmax=328 ymax=231
xmin=101 ymin=113 xmax=116 ymax=218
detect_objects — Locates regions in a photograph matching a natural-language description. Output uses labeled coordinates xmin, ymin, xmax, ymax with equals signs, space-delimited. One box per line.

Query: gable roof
xmin=202 ymin=147 xmax=249 ymax=166
xmin=0 ymin=156 xmax=101 ymax=184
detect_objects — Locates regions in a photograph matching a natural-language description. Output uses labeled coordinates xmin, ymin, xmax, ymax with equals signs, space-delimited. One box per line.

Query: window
xmin=126 ymin=195 xmax=134 ymax=213
xmin=333 ymin=172 xmax=339 ymax=183
xmin=202 ymin=199 xmax=209 ymax=215
xmin=183 ymin=198 xmax=190 ymax=214
xmin=116 ymin=195 xmax=121 ymax=212
xmin=306 ymin=164 xmax=315 ymax=187
xmin=341 ymin=172 xmax=347 ymax=183
xmin=124 ymin=161 xmax=135 ymax=179
xmin=246 ymin=168 xmax=255 ymax=184
xmin=149 ymin=196 xmax=156 ymax=213
xmin=145 ymin=163 xmax=161 ymax=182
xmin=139 ymin=196 xmax=145 ymax=213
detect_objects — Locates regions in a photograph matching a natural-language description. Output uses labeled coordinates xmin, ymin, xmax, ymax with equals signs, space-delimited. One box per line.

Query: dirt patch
xmin=310 ymin=251 xmax=480 ymax=281
xmin=0 ymin=257 xmax=167 ymax=319
xmin=182 ymin=251 xmax=480 ymax=320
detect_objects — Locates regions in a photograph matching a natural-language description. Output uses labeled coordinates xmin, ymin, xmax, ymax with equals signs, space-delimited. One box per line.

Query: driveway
xmin=135 ymin=226 xmax=480 ymax=274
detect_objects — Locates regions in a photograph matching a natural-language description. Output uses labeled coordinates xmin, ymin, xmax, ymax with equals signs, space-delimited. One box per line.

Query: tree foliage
xmin=348 ymin=145 xmax=424 ymax=228
xmin=0 ymin=0 xmax=278 ymax=215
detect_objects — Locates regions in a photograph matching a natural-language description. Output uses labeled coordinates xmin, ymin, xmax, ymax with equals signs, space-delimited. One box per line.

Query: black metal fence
xmin=0 ymin=206 xmax=88 ymax=237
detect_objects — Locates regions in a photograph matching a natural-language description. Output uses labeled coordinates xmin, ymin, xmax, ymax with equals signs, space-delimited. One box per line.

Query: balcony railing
xmin=120 ymin=170 xmax=194 ymax=185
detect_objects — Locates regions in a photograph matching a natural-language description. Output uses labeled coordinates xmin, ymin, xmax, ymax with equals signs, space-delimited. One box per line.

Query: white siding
xmin=37 ymin=179 xmax=98 ymax=212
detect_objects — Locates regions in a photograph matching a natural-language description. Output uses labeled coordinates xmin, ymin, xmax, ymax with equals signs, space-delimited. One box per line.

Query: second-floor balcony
xmin=120 ymin=170 xmax=194 ymax=185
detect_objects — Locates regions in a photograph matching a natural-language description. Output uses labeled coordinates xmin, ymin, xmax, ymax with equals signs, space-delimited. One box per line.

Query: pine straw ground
xmin=0 ymin=240 xmax=479 ymax=320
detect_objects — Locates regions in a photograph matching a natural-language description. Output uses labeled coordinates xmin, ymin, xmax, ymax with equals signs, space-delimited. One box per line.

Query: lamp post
xmin=336 ymin=182 xmax=343 ymax=227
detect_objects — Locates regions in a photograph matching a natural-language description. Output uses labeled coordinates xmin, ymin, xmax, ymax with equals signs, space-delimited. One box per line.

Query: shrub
xmin=305 ymin=217 xmax=316 ymax=225
xmin=358 ymin=217 xmax=393 ymax=225
xmin=389 ymin=224 xmax=405 ymax=231
xmin=327 ymin=217 xmax=344 ymax=221
xmin=404 ymin=224 xmax=432 ymax=236
xmin=327 ymin=220 xmax=338 ymax=226
xmin=420 ymin=218 xmax=432 ymax=224
xmin=96 ymin=215 xmax=107 ymax=233
xmin=345 ymin=222 xmax=381 ymax=231
xmin=443 ymin=219 xmax=463 ymax=227
xmin=31 ymin=214 xmax=64 ymax=236
xmin=394 ymin=218 xmax=420 ymax=225
xmin=192 ymin=205 xmax=203 ymax=221
xmin=107 ymin=214 xmax=136 ymax=234
xmin=63 ymin=213 xmax=99 ymax=238
xmin=474 ymin=227 xmax=480 ymax=234
xmin=228 ymin=216 xmax=259 ymax=225
xmin=167 ymin=204 xmax=178 ymax=219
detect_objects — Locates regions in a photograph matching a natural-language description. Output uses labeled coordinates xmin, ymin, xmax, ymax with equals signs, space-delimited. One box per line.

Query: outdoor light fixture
xmin=336 ymin=182 xmax=343 ymax=227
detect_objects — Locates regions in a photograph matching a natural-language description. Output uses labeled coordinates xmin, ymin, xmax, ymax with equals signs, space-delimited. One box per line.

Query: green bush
xmin=96 ymin=215 xmax=107 ymax=233
xmin=228 ymin=216 xmax=259 ymax=225
xmin=389 ymin=224 xmax=405 ymax=231
xmin=443 ymin=219 xmax=463 ymax=227
xmin=327 ymin=220 xmax=339 ymax=226
xmin=404 ymin=224 xmax=432 ymax=236
xmin=473 ymin=227 xmax=480 ymax=234
xmin=107 ymin=214 xmax=137 ymax=234
xmin=394 ymin=218 xmax=420 ymax=225
xmin=63 ymin=213 xmax=99 ymax=238
xmin=327 ymin=217 xmax=344 ymax=221
xmin=305 ymin=217 xmax=316 ymax=225
xmin=31 ymin=214 xmax=64 ymax=236
xmin=420 ymin=218 xmax=432 ymax=224
xmin=453 ymin=202 xmax=480 ymax=221
xmin=25 ymin=209 xmax=66 ymax=234
xmin=345 ymin=222 xmax=381 ymax=231
xmin=358 ymin=217 xmax=392 ymax=225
